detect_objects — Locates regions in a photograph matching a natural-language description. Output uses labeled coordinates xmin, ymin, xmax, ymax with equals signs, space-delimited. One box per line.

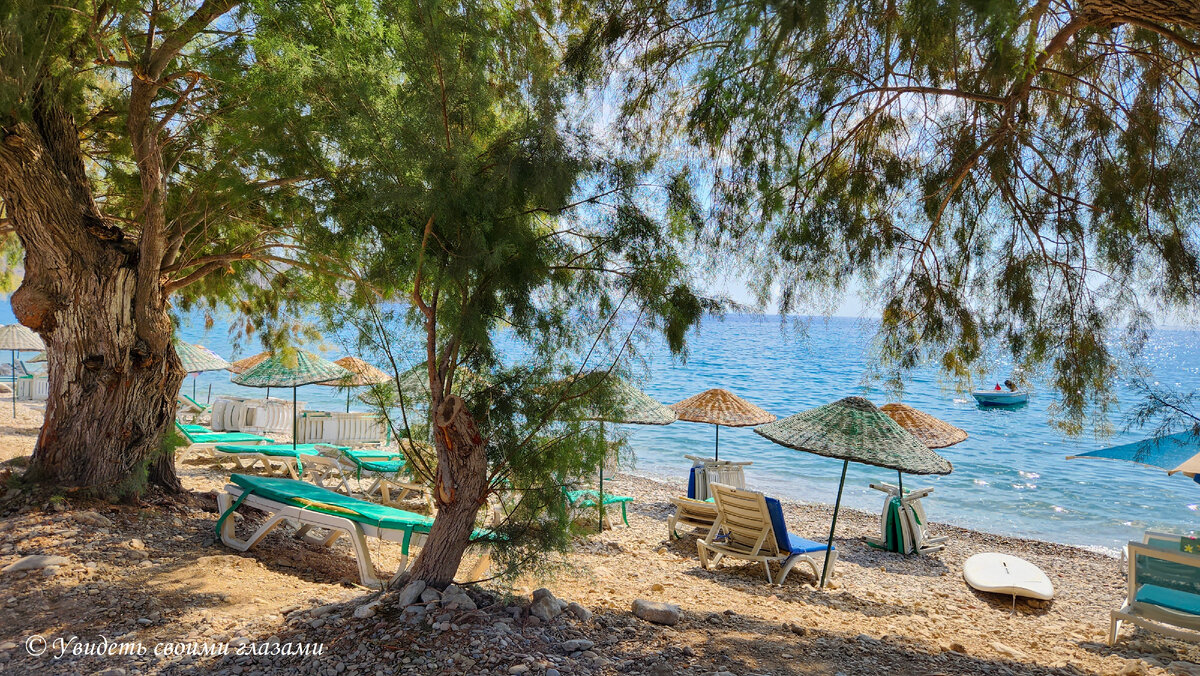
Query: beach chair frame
xmin=668 ymin=496 xmax=719 ymax=539
xmin=697 ymin=482 xmax=835 ymax=585
xmin=217 ymin=482 xmax=490 ymax=588
xmin=1110 ymin=541 xmax=1200 ymax=645
xmin=866 ymin=482 xmax=948 ymax=554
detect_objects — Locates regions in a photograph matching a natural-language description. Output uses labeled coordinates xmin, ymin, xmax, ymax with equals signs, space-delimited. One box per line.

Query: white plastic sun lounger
xmin=216 ymin=474 xmax=491 ymax=588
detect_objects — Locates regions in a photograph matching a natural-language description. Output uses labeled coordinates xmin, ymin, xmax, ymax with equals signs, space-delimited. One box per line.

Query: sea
xmin=5 ymin=304 xmax=1198 ymax=552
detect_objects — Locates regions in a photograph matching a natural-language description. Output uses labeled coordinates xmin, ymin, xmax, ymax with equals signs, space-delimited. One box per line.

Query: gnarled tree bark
xmin=0 ymin=81 xmax=184 ymax=498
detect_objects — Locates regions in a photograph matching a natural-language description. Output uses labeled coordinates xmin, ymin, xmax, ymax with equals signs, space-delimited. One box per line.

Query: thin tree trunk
xmin=403 ymin=394 xmax=489 ymax=588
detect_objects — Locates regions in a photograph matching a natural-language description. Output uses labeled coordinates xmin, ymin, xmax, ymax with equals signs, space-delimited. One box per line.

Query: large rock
xmin=560 ymin=639 xmax=594 ymax=652
xmin=396 ymin=580 xmax=426 ymax=607
xmin=632 ymin=599 xmax=679 ymax=626
xmin=441 ymin=584 xmax=477 ymax=610
xmin=2 ymin=555 xmax=70 ymax=574
xmin=530 ymin=591 xmax=566 ymax=622
xmin=566 ymin=602 xmax=592 ymax=622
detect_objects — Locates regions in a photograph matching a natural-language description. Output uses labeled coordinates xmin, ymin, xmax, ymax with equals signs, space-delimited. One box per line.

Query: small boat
xmin=972 ymin=389 xmax=1029 ymax=406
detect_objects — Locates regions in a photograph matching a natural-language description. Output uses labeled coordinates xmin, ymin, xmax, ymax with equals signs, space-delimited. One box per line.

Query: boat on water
xmin=972 ymin=389 xmax=1029 ymax=406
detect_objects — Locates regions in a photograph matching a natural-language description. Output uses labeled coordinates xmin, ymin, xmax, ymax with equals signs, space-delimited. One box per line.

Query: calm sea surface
xmin=6 ymin=304 xmax=1198 ymax=552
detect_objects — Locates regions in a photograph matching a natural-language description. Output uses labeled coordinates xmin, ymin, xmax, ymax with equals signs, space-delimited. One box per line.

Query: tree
xmin=575 ymin=0 xmax=1200 ymax=432
xmin=252 ymin=0 xmax=710 ymax=587
xmin=0 ymin=1 xmax=325 ymax=496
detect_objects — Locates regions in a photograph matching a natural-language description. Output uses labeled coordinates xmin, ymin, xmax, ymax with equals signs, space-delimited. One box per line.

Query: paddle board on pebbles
xmin=963 ymin=553 xmax=1054 ymax=600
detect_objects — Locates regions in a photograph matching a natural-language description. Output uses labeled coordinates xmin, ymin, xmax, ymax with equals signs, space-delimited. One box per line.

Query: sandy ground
xmin=0 ymin=398 xmax=1197 ymax=675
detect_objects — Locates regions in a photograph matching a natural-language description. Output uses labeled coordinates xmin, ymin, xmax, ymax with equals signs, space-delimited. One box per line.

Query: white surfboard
xmin=963 ymin=553 xmax=1054 ymax=600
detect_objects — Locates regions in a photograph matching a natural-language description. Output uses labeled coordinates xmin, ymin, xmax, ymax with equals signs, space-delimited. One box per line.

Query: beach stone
xmin=442 ymin=584 xmax=476 ymax=610
xmin=420 ymin=588 xmax=442 ymax=604
xmin=1167 ymin=662 xmax=1200 ymax=676
xmin=354 ymin=601 xmax=380 ymax=619
xmin=396 ymin=580 xmax=426 ymax=607
xmin=128 ymin=538 xmax=145 ymax=550
xmin=74 ymin=511 xmax=113 ymax=528
xmin=989 ymin=641 xmax=1029 ymax=660
xmin=508 ymin=665 xmax=529 ymax=675
xmin=566 ymin=602 xmax=592 ymax=622
xmin=546 ymin=670 xmax=560 ymax=676
xmin=530 ymin=591 xmax=566 ymax=622
xmin=560 ymin=639 xmax=594 ymax=652
xmin=2 ymin=554 xmax=70 ymax=573
xmin=632 ymin=599 xmax=679 ymax=625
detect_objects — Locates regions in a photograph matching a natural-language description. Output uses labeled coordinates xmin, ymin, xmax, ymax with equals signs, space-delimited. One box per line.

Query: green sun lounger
xmin=301 ymin=444 xmax=431 ymax=509
xmin=175 ymin=420 xmax=273 ymax=448
xmin=564 ymin=488 xmax=633 ymax=528
xmin=216 ymin=474 xmax=492 ymax=587
xmin=212 ymin=443 xmax=350 ymax=479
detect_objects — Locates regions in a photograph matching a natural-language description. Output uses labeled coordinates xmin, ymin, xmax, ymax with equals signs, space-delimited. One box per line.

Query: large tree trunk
xmin=403 ymin=394 xmax=489 ymax=588
xmin=0 ymin=82 xmax=185 ymax=499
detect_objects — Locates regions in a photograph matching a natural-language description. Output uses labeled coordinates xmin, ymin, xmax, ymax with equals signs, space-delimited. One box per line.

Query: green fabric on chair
xmin=1136 ymin=584 xmax=1200 ymax=616
xmin=1136 ymin=552 xmax=1200 ymax=596
xmin=179 ymin=424 xmax=210 ymax=434
xmin=867 ymin=496 xmax=906 ymax=553
xmin=231 ymin=474 xmax=432 ymax=531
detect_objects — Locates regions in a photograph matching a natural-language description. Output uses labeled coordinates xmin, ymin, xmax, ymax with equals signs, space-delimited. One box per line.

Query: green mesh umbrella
xmin=559 ymin=372 xmax=676 ymax=530
xmin=755 ymin=396 xmax=952 ymax=586
xmin=231 ymin=350 xmax=351 ymax=449
xmin=174 ymin=340 xmax=231 ymax=400
xmin=0 ymin=324 xmax=44 ymax=417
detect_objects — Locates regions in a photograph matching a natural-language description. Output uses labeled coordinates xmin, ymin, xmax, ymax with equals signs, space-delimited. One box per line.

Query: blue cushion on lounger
xmin=1136 ymin=584 xmax=1200 ymax=616
xmin=764 ymin=496 xmax=831 ymax=555
xmin=687 ymin=466 xmax=697 ymax=499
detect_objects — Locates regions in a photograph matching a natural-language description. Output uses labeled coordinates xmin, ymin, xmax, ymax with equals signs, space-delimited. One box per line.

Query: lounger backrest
xmin=1130 ymin=541 xmax=1200 ymax=597
xmin=708 ymin=482 xmax=779 ymax=557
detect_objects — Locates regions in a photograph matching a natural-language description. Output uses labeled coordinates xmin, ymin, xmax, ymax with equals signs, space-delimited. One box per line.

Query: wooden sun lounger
xmin=698 ymin=482 xmax=835 ymax=585
xmin=668 ymin=496 xmax=718 ymax=539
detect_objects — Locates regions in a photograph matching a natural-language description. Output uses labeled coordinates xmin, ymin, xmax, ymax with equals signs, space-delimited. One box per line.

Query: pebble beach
xmin=0 ymin=400 xmax=1198 ymax=675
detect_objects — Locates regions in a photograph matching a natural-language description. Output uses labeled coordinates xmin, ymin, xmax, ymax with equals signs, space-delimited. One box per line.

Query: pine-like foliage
xmin=574 ymin=0 xmax=1200 ymax=432
xmin=251 ymin=0 xmax=712 ymax=575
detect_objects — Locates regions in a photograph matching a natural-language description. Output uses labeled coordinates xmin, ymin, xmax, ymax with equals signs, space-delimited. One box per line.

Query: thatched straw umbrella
xmin=880 ymin=402 xmax=967 ymax=492
xmin=320 ymin=357 xmax=392 ymax=411
xmin=231 ymin=350 xmax=351 ymax=449
xmin=756 ymin=396 xmax=952 ymax=587
xmin=669 ymin=388 xmax=775 ymax=460
xmin=0 ymin=325 xmax=44 ymax=417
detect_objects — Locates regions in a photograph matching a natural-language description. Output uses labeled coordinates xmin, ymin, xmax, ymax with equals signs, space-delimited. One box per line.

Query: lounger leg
xmin=668 ymin=513 xmax=679 ymax=540
xmin=216 ymin=493 xmax=289 ymax=552
xmin=1108 ymin=613 xmax=1120 ymax=646
xmin=346 ymin=523 xmax=383 ymax=588
xmin=778 ymin=555 xmax=801 ymax=585
xmin=465 ymin=546 xmax=492 ymax=582
xmin=621 ymin=503 xmax=629 ymax=527
xmin=387 ymin=554 xmax=411 ymax=588
xmin=763 ymin=560 xmax=774 ymax=584
xmin=697 ymin=542 xmax=709 ymax=569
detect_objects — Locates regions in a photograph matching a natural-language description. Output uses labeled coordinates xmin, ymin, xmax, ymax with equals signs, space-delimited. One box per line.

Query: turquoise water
xmin=5 ymin=304 xmax=1198 ymax=551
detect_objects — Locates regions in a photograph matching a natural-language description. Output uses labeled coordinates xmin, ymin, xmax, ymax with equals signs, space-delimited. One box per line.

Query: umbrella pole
xmin=714 ymin=424 xmax=720 ymax=461
xmin=598 ymin=420 xmax=606 ymax=532
xmin=897 ymin=470 xmax=903 ymax=495
xmin=206 ymin=383 xmax=212 ymax=405
xmin=346 ymin=388 xmax=351 ymax=413
xmin=292 ymin=386 xmax=298 ymax=451
xmin=10 ymin=350 xmax=14 ymax=418
xmin=820 ymin=460 xmax=849 ymax=588
xmin=193 ymin=374 xmax=197 ymax=399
